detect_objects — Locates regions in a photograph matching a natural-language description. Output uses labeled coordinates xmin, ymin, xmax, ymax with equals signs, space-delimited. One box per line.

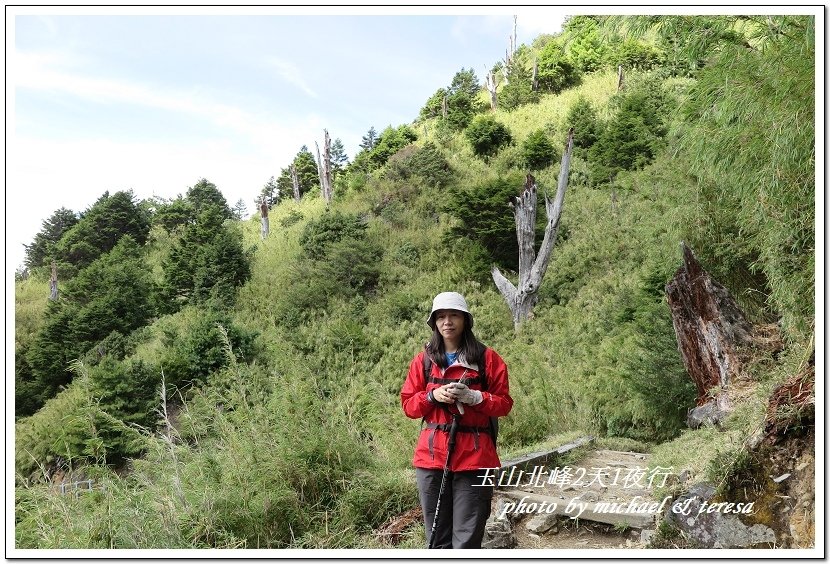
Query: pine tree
xmin=232 ymin=198 xmax=248 ymax=220
xmin=359 ymin=127 xmax=378 ymax=151
xmin=23 ymin=207 xmax=79 ymax=270
xmin=53 ymin=191 xmax=150 ymax=271
xmin=330 ymin=138 xmax=349 ymax=176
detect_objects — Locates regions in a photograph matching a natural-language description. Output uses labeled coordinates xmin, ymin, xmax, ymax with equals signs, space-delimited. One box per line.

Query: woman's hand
xmin=430 ymin=384 xmax=458 ymax=404
xmin=447 ymin=382 xmax=483 ymax=405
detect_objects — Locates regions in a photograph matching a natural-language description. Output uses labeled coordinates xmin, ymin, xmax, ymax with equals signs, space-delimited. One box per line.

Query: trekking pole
xmin=428 ymin=412 xmax=461 ymax=549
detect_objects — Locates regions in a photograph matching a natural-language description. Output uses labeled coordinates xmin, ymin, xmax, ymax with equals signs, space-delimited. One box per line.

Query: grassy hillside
xmin=14 ymin=18 xmax=814 ymax=549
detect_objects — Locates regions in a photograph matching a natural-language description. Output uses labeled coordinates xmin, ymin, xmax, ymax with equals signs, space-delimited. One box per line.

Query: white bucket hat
xmin=427 ymin=291 xmax=473 ymax=328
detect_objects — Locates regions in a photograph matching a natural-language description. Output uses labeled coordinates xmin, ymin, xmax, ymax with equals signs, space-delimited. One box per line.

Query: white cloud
xmin=515 ymin=9 xmax=569 ymax=39
xmin=7 ymin=50 xmax=334 ymax=269
xmin=264 ymin=57 xmax=319 ymax=99
xmin=450 ymin=11 xmax=568 ymax=50
xmin=11 ymin=50 xmax=317 ymax=149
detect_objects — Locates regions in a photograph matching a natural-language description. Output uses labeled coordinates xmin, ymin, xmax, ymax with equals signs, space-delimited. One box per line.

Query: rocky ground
xmin=484 ymin=447 xmax=661 ymax=550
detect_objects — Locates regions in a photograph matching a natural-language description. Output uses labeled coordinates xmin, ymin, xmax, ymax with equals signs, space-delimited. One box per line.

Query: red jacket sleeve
xmin=400 ymin=351 xmax=435 ymax=419
xmin=470 ymin=348 xmax=513 ymax=417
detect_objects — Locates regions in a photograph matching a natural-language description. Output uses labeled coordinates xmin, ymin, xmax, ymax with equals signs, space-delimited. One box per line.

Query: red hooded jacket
xmin=400 ymin=347 xmax=513 ymax=472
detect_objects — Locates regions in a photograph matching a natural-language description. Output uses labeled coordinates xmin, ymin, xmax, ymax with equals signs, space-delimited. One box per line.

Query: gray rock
xmin=525 ymin=512 xmax=558 ymax=534
xmin=666 ymin=483 xmax=776 ymax=548
xmin=482 ymin=516 xmax=516 ymax=549
xmin=687 ymin=399 xmax=730 ymax=429
xmin=688 ymin=482 xmax=717 ymax=499
xmin=578 ymin=490 xmax=600 ymax=502
xmin=493 ymin=497 xmax=523 ymax=524
xmin=640 ymin=529 xmax=656 ymax=544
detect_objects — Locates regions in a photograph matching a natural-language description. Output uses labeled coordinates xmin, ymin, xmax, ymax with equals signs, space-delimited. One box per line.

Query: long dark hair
xmin=427 ymin=312 xmax=487 ymax=369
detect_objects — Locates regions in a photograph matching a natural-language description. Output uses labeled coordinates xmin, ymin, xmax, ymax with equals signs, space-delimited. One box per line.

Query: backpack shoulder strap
xmin=422 ymin=343 xmax=433 ymax=386
xmin=479 ymin=347 xmax=489 ymax=391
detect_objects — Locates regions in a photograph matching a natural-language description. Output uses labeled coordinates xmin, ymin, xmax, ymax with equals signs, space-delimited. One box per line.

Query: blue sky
xmin=7 ymin=7 xmax=570 ymax=271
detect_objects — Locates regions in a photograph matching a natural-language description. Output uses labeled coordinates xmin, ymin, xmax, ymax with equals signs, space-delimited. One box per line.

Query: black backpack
xmin=422 ymin=345 xmax=499 ymax=446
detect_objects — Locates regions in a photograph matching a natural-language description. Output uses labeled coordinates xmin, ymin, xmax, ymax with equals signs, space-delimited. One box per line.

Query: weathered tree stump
xmin=315 ymin=129 xmax=334 ymax=204
xmin=665 ymin=244 xmax=753 ymax=418
xmin=492 ymin=129 xmax=574 ymax=329
xmin=49 ymin=261 xmax=58 ymax=300
xmin=259 ymin=200 xmax=269 ymax=239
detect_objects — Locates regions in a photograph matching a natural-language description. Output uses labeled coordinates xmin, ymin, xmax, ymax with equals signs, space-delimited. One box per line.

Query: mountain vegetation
xmin=14 ymin=15 xmax=815 ymax=549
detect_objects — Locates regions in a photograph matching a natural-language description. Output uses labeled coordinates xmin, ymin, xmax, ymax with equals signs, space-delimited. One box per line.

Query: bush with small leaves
xmin=520 ymin=130 xmax=559 ymax=170
xmin=465 ymin=115 xmax=513 ymax=160
xmin=299 ymin=211 xmax=367 ymax=260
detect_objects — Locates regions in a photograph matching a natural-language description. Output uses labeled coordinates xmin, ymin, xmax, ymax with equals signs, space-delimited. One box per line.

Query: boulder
xmin=666 ymin=483 xmax=776 ymax=548
xmin=482 ymin=516 xmax=516 ymax=549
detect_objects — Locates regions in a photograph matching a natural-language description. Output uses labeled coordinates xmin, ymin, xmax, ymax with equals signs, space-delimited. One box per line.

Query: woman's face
xmin=434 ymin=309 xmax=465 ymax=343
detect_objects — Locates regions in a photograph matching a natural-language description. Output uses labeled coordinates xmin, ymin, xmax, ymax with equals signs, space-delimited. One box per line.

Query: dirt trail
xmin=492 ymin=447 xmax=663 ymax=549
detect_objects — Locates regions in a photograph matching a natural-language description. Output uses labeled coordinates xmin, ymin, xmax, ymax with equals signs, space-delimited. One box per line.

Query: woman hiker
xmin=400 ymin=291 xmax=513 ymax=549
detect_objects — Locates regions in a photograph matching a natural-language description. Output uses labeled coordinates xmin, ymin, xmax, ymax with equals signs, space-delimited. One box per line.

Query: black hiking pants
xmin=416 ymin=468 xmax=494 ymax=549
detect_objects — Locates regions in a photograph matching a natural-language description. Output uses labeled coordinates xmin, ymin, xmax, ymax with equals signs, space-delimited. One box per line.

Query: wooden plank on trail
xmin=496 ymin=490 xmax=657 ymax=529
xmin=499 ymin=435 xmax=594 ymax=474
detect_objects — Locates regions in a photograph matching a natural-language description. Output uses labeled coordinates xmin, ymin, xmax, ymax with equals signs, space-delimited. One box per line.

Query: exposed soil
xmin=512 ymin=516 xmax=645 ymax=550
xmin=493 ymin=447 xmax=661 ymax=549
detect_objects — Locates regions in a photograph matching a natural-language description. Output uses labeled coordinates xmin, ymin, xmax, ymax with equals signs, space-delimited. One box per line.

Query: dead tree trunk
xmin=290 ymin=164 xmax=301 ymax=202
xmin=665 ymin=243 xmax=754 ymax=427
xmin=315 ymin=142 xmax=325 ymax=199
xmin=259 ymin=199 xmax=269 ymax=239
xmin=441 ymin=94 xmax=448 ymax=119
xmin=617 ymin=65 xmax=624 ymax=91
xmin=485 ymin=69 xmax=499 ymax=110
xmin=323 ymin=129 xmax=333 ymax=202
xmin=315 ymin=130 xmax=334 ymax=204
xmin=531 ymin=57 xmax=539 ymax=92
xmin=492 ymin=129 xmax=574 ymax=329
xmin=49 ymin=261 xmax=58 ymax=300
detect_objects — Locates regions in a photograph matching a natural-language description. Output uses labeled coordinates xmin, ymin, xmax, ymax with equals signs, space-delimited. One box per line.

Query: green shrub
xmin=444 ymin=172 xmax=544 ymax=272
xmin=520 ymin=129 xmax=559 ymax=170
xmin=15 ymin=375 xmax=148 ymax=482
xmin=608 ymin=38 xmax=662 ymax=71
xmin=383 ymin=142 xmax=453 ymax=188
xmin=160 ymin=204 xmax=251 ymax=311
xmin=565 ymin=96 xmax=600 ymax=149
xmin=277 ymin=209 xmax=302 ymax=228
xmin=678 ymin=18 xmax=815 ymax=338
xmin=536 ymin=40 xmax=580 ymax=93
xmin=160 ymin=309 xmax=258 ymax=392
xmin=465 ymin=115 xmax=513 ymax=160
xmin=499 ymin=57 xmax=541 ymax=111
xmin=88 ymin=357 xmax=162 ymax=428
xmin=299 ymin=211 xmax=367 ymax=260
xmin=588 ymin=74 xmax=674 ymax=183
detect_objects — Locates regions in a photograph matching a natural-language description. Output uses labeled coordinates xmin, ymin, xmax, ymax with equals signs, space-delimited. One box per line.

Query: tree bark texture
xmin=485 ymin=69 xmax=499 ymax=110
xmin=665 ymin=243 xmax=753 ymax=405
xmin=315 ymin=141 xmax=325 ymax=199
xmin=617 ymin=65 xmax=625 ymax=91
xmin=492 ymin=129 xmax=574 ymax=329
xmin=322 ymin=129 xmax=333 ymax=203
xmin=49 ymin=261 xmax=58 ymax=301
xmin=532 ymin=58 xmax=539 ymax=92
xmin=259 ymin=200 xmax=269 ymax=239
